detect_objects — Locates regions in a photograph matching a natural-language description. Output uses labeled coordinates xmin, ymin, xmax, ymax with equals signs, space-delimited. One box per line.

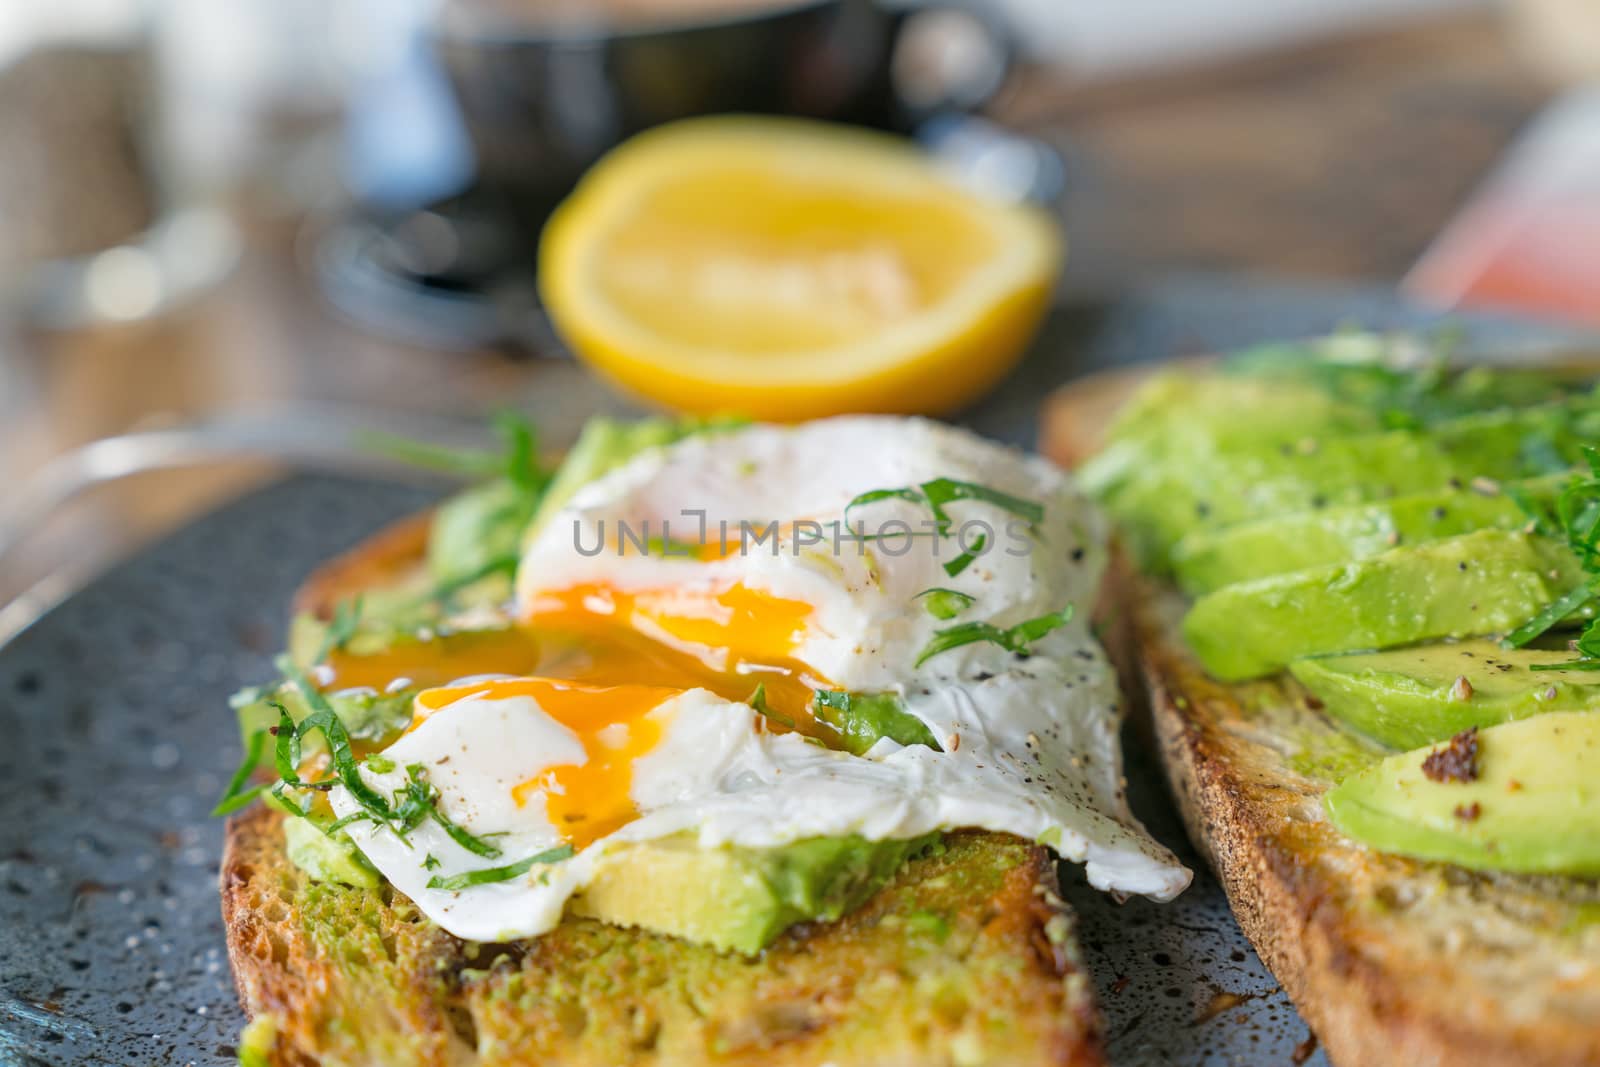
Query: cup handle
xmin=891 ymin=5 xmax=1064 ymax=206
xmin=889 ymin=1 xmax=1018 ymax=119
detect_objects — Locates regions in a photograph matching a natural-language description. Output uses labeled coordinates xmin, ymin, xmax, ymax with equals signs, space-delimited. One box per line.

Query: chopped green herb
xmin=1505 ymin=583 xmax=1594 ymax=652
xmin=915 ymin=605 xmax=1075 ymax=667
xmin=284 ymin=670 xmax=394 ymax=818
xmin=364 ymin=753 xmax=396 ymax=774
xmin=813 ymin=690 xmax=941 ymax=755
xmin=915 ymin=587 xmax=975 ymax=619
xmin=272 ymin=704 xmax=312 ymax=788
xmin=643 ymin=535 xmax=701 ymax=559
xmin=423 ymin=853 xmax=441 ymax=871
xmin=361 ymin=411 xmax=549 ymax=488
xmin=355 ymin=430 xmax=506 ymax=479
xmin=388 ymin=764 xmax=503 ymax=858
xmin=1506 ymin=447 xmax=1600 ymax=658
xmin=845 ymin=478 xmax=1043 ymax=536
xmin=426 ymin=844 xmax=576 ymax=890
xmin=843 ymin=487 xmax=924 ymax=521
xmin=942 ymin=533 xmax=987 ymax=578
xmin=310 ymin=596 xmax=363 ymax=666
xmin=493 ymin=411 xmax=546 ymax=492
xmin=325 ymin=810 xmax=372 ymax=835
xmin=749 ymin=683 xmax=794 ymax=729
xmin=211 ymin=728 xmax=269 ymax=816
xmin=920 ymin=478 xmax=1044 ymax=532
xmin=426 ymin=553 xmax=519 ymax=609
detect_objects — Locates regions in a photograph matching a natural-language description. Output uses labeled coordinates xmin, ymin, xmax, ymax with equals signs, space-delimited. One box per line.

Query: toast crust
xmin=1047 ymin=367 xmax=1600 ymax=1067
xmin=222 ymin=510 xmax=1107 ymax=1067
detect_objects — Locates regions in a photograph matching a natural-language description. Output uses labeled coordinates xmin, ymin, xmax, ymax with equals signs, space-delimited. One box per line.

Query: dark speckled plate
xmin=0 ymin=277 xmax=1587 ymax=1066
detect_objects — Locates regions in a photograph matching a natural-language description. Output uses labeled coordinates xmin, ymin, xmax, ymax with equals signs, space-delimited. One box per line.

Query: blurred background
xmin=3 ymin=0 xmax=1599 ymax=626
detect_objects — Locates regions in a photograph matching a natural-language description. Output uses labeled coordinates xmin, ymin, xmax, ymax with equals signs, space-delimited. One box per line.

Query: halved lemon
xmin=539 ymin=116 xmax=1062 ymax=420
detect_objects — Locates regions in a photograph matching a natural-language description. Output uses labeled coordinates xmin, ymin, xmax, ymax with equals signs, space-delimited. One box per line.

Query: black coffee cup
xmin=433 ymin=0 xmax=1015 ymax=225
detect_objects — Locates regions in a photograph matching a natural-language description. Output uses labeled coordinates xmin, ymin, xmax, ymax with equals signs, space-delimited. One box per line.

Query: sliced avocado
xmin=569 ymin=832 xmax=940 ymax=954
xmin=1170 ymin=476 xmax=1564 ymax=594
xmin=1183 ymin=530 xmax=1582 ymax=681
xmin=282 ymin=816 xmax=381 ymax=889
xmin=1291 ymin=638 xmax=1600 ymax=749
xmin=1095 ymin=394 xmax=1599 ymax=568
xmin=421 ymin=414 xmax=746 ymax=593
xmin=1222 ymin=337 xmax=1580 ymax=420
xmin=1080 ymin=372 xmax=1383 ymax=563
xmin=1088 ymin=371 xmax=1381 ymax=458
xmin=1324 ymin=711 xmax=1600 ymax=875
xmin=427 ymin=478 xmax=537 ymax=589
xmin=526 ymin=414 xmax=747 ymax=544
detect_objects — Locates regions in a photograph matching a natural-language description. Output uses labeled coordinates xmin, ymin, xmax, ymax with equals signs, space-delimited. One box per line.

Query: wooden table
xmin=0 ymin=10 xmax=1555 ymax=616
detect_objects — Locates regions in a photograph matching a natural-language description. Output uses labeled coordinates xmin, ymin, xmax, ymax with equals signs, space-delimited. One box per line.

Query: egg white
xmin=331 ymin=417 xmax=1191 ymax=943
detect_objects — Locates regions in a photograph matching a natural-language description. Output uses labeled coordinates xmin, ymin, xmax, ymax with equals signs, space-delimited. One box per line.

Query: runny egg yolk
xmin=324 ymin=579 xmax=837 ymax=850
xmin=325 ymin=626 xmax=543 ymax=691
xmin=520 ymin=581 xmax=834 ymax=737
xmin=413 ymin=677 xmax=677 ymax=849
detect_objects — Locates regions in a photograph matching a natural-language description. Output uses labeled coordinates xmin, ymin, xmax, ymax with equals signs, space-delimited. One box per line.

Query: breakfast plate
xmin=0 ymin=277 xmax=1585 ymax=1065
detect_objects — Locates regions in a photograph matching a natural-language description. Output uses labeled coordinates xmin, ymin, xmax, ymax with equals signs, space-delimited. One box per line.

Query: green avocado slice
xmin=282 ymin=816 xmax=380 ymax=889
xmin=1093 ymin=392 xmax=1600 ymax=569
xmin=1080 ymin=373 xmax=1386 ymax=565
xmin=1221 ymin=339 xmax=1580 ymax=418
xmin=569 ymin=833 xmax=942 ymax=954
xmin=1290 ymin=638 xmax=1600 ymax=749
xmin=1170 ymin=475 xmax=1566 ymax=595
xmin=1324 ymin=711 xmax=1600 ymax=876
xmin=1183 ymin=529 xmax=1583 ymax=681
xmin=525 ymin=414 xmax=747 ymax=544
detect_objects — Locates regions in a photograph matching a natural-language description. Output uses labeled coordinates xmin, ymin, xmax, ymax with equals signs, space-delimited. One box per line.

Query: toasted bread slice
xmin=1044 ymin=370 xmax=1600 ymax=1067
xmin=222 ymin=511 xmax=1106 ymax=1066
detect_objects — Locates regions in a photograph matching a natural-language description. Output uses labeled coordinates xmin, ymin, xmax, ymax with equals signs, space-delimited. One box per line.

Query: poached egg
xmin=329 ymin=417 xmax=1190 ymax=942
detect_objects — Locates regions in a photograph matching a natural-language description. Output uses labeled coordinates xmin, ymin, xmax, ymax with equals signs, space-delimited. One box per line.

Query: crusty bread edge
xmin=1046 ymin=368 xmax=1600 ymax=1067
xmin=220 ymin=503 xmax=1109 ymax=1067
xmin=1128 ymin=583 xmax=1472 ymax=1067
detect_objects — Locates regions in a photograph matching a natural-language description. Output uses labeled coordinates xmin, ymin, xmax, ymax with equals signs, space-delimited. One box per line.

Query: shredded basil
xmin=812 ymin=689 xmax=940 ymax=755
xmin=427 ymin=553 xmax=520 ymax=608
xmin=919 ymin=479 xmax=1044 ymax=532
xmin=748 ymin=683 xmax=794 ymax=729
xmin=238 ymin=669 xmax=502 ymax=866
xmin=643 ymin=535 xmax=702 ymax=559
xmin=284 ymin=671 xmax=393 ymax=818
xmin=272 ymin=704 xmax=313 ymax=788
xmin=843 ymin=487 xmax=924 ymax=521
xmin=325 ymin=810 xmax=372 ymax=834
xmin=383 ymin=763 xmax=503 ymax=858
xmin=845 ymin=478 xmax=1043 ymax=537
xmin=355 ymin=431 xmax=507 ymax=480
xmin=358 ymin=410 xmax=548 ymax=489
xmin=915 ymin=588 xmax=975 ymax=619
xmin=211 ymin=728 xmax=269 ymax=816
xmin=915 ymin=606 xmax=1075 ymax=667
xmin=425 ymin=844 xmax=576 ymax=890
xmin=1505 ymin=447 xmax=1600 ymax=655
xmin=1532 ymin=657 xmax=1600 ymax=672
xmin=942 ymin=533 xmax=987 ymax=578
xmin=495 ymin=411 xmax=544 ymax=491
xmin=1504 ymin=583 xmax=1594 ymax=651
xmin=311 ymin=596 xmax=363 ymax=666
